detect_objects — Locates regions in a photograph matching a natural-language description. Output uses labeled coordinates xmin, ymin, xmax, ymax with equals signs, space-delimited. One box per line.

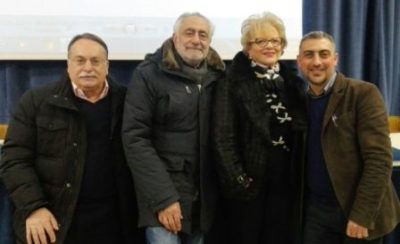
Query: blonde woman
xmin=213 ymin=12 xmax=306 ymax=244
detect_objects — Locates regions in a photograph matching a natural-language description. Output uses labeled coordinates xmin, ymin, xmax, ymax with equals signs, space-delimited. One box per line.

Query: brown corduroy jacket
xmin=320 ymin=72 xmax=400 ymax=239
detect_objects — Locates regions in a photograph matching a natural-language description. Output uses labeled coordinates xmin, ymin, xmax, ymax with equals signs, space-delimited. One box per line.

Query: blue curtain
xmin=303 ymin=0 xmax=400 ymax=115
xmin=0 ymin=61 xmax=137 ymax=123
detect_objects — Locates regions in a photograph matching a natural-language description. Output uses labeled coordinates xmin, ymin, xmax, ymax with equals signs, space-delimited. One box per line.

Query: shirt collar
xmin=71 ymin=80 xmax=109 ymax=103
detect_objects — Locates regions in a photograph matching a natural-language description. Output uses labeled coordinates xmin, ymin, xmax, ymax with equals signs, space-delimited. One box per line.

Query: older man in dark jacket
xmin=122 ymin=12 xmax=225 ymax=244
xmin=0 ymin=33 xmax=143 ymax=244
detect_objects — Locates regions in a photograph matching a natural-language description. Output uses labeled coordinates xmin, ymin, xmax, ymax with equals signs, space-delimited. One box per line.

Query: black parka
xmin=212 ymin=51 xmax=307 ymax=244
xmin=212 ymin=51 xmax=307 ymax=200
xmin=122 ymin=38 xmax=225 ymax=234
xmin=0 ymin=75 xmax=141 ymax=243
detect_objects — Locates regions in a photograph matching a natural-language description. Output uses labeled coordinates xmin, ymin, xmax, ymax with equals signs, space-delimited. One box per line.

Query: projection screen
xmin=0 ymin=0 xmax=302 ymax=60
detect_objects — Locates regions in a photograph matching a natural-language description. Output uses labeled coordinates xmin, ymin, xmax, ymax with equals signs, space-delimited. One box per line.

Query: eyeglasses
xmin=70 ymin=57 xmax=107 ymax=67
xmin=250 ymin=38 xmax=282 ymax=48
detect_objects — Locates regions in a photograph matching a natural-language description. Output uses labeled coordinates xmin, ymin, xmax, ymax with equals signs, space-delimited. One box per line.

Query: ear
xmin=105 ymin=60 xmax=109 ymax=75
xmin=243 ymin=45 xmax=251 ymax=56
xmin=334 ymin=52 xmax=339 ymax=66
xmin=66 ymin=59 xmax=71 ymax=74
xmin=296 ymin=54 xmax=301 ymax=66
xmin=172 ymin=33 xmax=178 ymax=44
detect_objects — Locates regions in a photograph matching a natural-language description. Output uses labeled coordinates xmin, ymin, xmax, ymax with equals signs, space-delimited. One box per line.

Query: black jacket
xmin=122 ymin=38 xmax=225 ymax=233
xmin=212 ymin=51 xmax=307 ymax=200
xmin=0 ymin=75 xmax=142 ymax=243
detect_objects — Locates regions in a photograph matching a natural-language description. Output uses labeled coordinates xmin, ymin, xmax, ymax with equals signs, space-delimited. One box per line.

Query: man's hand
xmin=157 ymin=202 xmax=183 ymax=234
xmin=26 ymin=207 xmax=59 ymax=244
xmin=346 ymin=220 xmax=368 ymax=239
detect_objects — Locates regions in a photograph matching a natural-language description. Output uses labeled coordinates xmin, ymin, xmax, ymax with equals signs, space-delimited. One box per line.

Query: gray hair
xmin=299 ymin=31 xmax=336 ymax=52
xmin=173 ymin=12 xmax=215 ymax=37
xmin=68 ymin=33 xmax=108 ymax=58
xmin=241 ymin=12 xmax=287 ymax=51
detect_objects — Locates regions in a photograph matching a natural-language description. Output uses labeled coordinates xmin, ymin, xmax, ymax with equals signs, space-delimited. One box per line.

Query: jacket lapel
xmin=322 ymin=73 xmax=346 ymax=132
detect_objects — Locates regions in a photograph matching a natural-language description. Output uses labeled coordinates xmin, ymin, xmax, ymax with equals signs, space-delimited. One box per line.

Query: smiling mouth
xmin=263 ymin=52 xmax=275 ymax=56
xmin=80 ymin=76 xmax=96 ymax=79
xmin=310 ymin=71 xmax=324 ymax=77
xmin=188 ymin=47 xmax=203 ymax=51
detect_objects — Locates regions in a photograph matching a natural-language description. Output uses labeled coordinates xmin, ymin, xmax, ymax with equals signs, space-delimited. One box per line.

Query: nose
xmin=265 ymin=41 xmax=274 ymax=48
xmin=311 ymin=55 xmax=322 ymax=66
xmin=82 ymin=60 xmax=93 ymax=71
xmin=191 ymin=33 xmax=201 ymax=44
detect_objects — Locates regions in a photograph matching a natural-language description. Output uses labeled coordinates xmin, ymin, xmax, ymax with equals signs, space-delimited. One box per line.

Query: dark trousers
xmin=224 ymin=179 xmax=293 ymax=244
xmin=303 ymin=200 xmax=383 ymax=244
xmin=64 ymin=198 xmax=122 ymax=244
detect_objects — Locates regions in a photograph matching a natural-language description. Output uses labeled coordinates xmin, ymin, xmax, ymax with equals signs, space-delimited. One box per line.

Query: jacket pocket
xmin=36 ymin=156 xmax=67 ymax=185
xmin=160 ymin=155 xmax=185 ymax=172
xmin=155 ymin=88 xmax=197 ymax=130
xmin=36 ymin=117 xmax=68 ymax=157
xmin=160 ymin=155 xmax=193 ymax=195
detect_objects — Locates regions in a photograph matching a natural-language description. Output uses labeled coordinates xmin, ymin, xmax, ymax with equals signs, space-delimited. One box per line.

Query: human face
xmin=297 ymin=38 xmax=338 ymax=95
xmin=67 ymin=38 xmax=109 ymax=97
xmin=173 ymin=16 xmax=211 ymax=67
xmin=247 ymin=24 xmax=283 ymax=67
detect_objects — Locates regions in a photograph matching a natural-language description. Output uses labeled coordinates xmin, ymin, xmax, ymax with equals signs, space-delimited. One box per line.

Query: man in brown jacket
xmin=297 ymin=31 xmax=400 ymax=244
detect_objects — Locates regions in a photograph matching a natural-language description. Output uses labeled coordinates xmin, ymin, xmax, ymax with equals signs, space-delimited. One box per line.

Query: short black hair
xmin=67 ymin=33 xmax=108 ymax=58
xmin=299 ymin=31 xmax=336 ymax=52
